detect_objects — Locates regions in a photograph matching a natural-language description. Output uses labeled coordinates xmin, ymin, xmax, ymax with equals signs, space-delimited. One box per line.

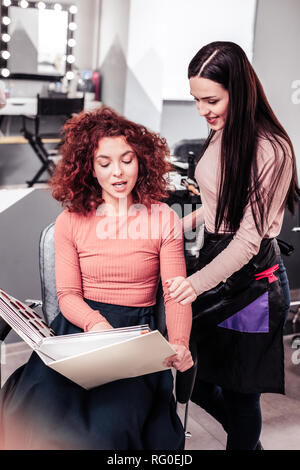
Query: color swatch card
xmin=0 ymin=288 xmax=55 ymax=349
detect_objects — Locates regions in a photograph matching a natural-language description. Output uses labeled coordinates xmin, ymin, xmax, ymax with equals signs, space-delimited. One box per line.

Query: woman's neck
xmin=99 ymin=198 xmax=134 ymax=216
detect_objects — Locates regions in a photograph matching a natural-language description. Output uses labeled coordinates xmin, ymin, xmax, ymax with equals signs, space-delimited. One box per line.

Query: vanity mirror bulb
xmin=2 ymin=34 xmax=11 ymax=43
xmin=68 ymin=22 xmax=77 ymax=31
xmin=1 ymin=51 xmax=10 ymax=60
xmin=1 ymin=69 xmax=10 ymax=78
xmin=66 ymin=55 xmax=75 ymax=64
xmin=54 ymin=3 xmax=62 ymax=10
xmin=69 ymin=5 xmax=78 ymax=14
xmin=66 ymin=71 xmax=75 ymax=80
xmin=2 ymin=17 xmax=11 ymax=26
xmin=37 ymin=1 xmax=46 ymax=9
xmin=68 ymin=38 xmax=76 ymax=48
xmin=20 ymin=0 xmax=29 ymax=8
xmin=3 ymin=0 xmax=11 ymax=7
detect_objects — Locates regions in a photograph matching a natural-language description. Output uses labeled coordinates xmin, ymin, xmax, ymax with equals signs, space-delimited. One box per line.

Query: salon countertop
xmin=0 ymin=97 xmax=37 ymax=116
xmin=0 ymin=97 xmax=102 ymax=116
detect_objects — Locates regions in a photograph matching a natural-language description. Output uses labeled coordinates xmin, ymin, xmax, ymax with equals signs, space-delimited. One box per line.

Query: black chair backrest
xmin=37 ymin=95 xmax=84 ymax=117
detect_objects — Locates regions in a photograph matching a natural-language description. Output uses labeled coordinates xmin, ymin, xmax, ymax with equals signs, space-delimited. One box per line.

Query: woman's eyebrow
xmin=95 ymin=150 xmax=134 ymax=160
xmin=95 ymin=154 xmax=110 ymax=160
xmin=190 ymin=92 xmax=217 ymax=100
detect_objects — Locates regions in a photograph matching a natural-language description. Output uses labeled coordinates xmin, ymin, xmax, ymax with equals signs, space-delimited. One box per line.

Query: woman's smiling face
xmin=189 ymin=76 xmax=229 ymax=130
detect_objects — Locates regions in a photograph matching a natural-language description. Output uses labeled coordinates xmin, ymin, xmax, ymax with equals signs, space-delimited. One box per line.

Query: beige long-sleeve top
xmin=188 ymin=130 xmax=293 ymax=296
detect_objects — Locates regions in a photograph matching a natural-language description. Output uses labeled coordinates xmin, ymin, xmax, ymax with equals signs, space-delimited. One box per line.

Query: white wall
xmin=159 ymin=0 xmax=257 ymax=100
xmin=98 ymin=0 xmax=129 ymax=65
xmin=253 ymin=0 xmax=300 ymax=178
xmin=122 ymin=0 xmax=163 ymax=130
xmin=98 ymin=0 xmax=130 ymax=113
xmin=122 ymin=0 xmax=257 ymax=132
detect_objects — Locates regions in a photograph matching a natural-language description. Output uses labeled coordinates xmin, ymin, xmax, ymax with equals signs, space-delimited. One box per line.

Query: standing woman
xmin=166 ymin=41 xmax=299 ymax=450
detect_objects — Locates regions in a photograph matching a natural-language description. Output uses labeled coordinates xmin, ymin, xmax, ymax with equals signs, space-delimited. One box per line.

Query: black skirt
xmin=0 ymin=300 xmax=184 ymax=450
xmin=190 ymin=229 xmax=285 ymax=396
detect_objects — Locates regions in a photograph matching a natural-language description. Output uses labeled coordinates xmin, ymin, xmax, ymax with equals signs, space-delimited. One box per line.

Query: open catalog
xmin=0 ymin=289 xmax=175 ymax=390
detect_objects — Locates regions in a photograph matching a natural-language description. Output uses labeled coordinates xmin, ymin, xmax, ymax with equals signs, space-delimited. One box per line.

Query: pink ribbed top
xmin=55 ymin=202 xmax=192 ymax=347
xmin=188 ymin=130 xmax=293 ymax=295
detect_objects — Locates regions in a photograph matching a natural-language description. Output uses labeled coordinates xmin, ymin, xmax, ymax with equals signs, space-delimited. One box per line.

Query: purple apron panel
xmin=218 ymin=291 xmax=269 ymax=333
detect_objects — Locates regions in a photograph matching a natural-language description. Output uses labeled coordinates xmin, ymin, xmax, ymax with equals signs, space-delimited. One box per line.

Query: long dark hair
xmin=188 ymin=41 xmax=299 ymax=235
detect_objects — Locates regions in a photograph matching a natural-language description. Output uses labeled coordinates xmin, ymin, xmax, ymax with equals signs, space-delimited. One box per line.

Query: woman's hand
xmin=165 ymin=276 xmax=197 ymax=305
xmin=89 ymin=320 xmax=114 ymax=332
xmin=164 ymin=344 xmax=194 ymax=372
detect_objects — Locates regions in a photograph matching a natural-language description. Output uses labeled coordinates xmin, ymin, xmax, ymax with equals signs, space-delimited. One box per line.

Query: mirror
xmin=8 ymin=7 xmax=68 ymax=77
xmin=0 ymin=2 xmax=75 ymax=81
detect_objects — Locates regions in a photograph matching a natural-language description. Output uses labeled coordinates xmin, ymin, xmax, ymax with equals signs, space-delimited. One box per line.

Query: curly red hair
xmin=50 ymin=106 xmax=172 ymax=214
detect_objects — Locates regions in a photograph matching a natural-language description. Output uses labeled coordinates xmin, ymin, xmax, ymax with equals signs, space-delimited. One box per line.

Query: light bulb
xmin=1 ymin=68 xmax=10 ymax=78
xmin=69 ymin=5 xmax=78 ymax=14
xmin=68 ymin=22 xmax=77 ymax=31
xmin=3 ymin=0 xmax=12 ymax=7
xmin=68 ymin=38 xmax=76 ymax=48
xmin=66 ymin=55 xmax=75 ymax=64
xmin=1 ymin=51 xmax=10 ymax=60
xmin=2 ymin=17 xmax=11 ymax=26
xmin=2 ymin=34 xmax=11 ymax=43
xmin=37 ymin=2 xmax=46 ymax=9
xmin=20 ymin=0 xmax=29 ymax=8
xmin=54 ymin=3 xmax=62 ymax=10
xmin=66 ymin=71 xmax=75 ymax=80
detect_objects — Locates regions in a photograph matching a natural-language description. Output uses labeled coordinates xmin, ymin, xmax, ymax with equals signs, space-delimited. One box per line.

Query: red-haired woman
xmin=0 ymin=106 xmax=192 ymax=450
xmin=166 ymin=41 xmax=299 ymax=450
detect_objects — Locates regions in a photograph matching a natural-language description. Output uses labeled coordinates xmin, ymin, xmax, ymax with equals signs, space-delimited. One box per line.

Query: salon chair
xmin=0 ymin=223 xmax=198 ymax=443
xmin=21 ymin=94 xmax=84 ymax=187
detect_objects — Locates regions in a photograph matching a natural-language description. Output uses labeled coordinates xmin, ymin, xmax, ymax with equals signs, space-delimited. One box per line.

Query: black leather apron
xmin=191 ymin=229 xmax=285 ymax=395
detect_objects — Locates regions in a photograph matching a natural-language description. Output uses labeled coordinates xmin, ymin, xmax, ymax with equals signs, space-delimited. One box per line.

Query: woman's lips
xmin=206 ymin=116 xmax=218 ymax=125
xmin=112 ymin=181 xmax=127 ymax=192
